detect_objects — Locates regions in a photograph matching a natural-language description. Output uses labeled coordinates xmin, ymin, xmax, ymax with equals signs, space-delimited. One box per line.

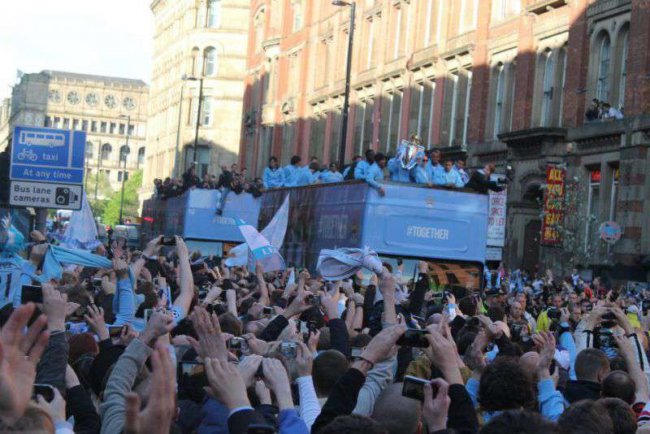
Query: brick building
xmin=240 ymin=0 xmax=650 ymax=282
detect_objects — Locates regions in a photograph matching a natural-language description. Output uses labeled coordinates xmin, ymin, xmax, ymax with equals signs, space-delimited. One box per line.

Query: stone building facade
xmin=240 ymin=0 xmax=650 ymax=281
xmin=0 ymin=70 xmax=148 ymax=199
xmin=142 ymin=0 xmax=250 ymax=200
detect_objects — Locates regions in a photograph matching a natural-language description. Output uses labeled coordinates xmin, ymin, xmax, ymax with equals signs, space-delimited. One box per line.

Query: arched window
xmin=618 ymin=30 xmax=629 ymax=110
xmin=119 ymin=145 xmax=130 ymax=163
xmin=204 ymin=47 xmax=217 ymax=76
xmin=137 ymin=147 xmax=145 ymax=167
xmin=86 ymin=141 xmax=94 ymax=159
xmin=540 ymin=49 xmax=554 ymax=127
xmin=597 ymin=35 xmax=611 ymax=102
xmin=557 ymin=46 xmax=567 ymax=123
xmin=190 ymin=47 xmax=200 ymax=76
xmin=207 ymin=0 xmax=221 ymax=28
xmin=101 ymin=143 xmax=112 ymax=161
xmin=254 ymin=8 xmax=266 ymax=52
xmin=493 ymin=63 xmax=506 ymax=138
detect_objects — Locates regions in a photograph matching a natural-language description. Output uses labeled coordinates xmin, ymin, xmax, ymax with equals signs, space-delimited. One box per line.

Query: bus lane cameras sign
xmin=9 ymin=126 xmax=85 ymax=210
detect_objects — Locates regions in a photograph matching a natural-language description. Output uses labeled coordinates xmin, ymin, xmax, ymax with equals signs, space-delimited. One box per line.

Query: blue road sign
xmin=10 ymin=126 xmax=86 ymax=185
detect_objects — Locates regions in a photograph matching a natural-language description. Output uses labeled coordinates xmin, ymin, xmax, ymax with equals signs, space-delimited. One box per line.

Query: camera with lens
xmin=55 ymin=187 xmax=79 ymax=206
xmin=547 ymin=308 xmax=561 ymax=321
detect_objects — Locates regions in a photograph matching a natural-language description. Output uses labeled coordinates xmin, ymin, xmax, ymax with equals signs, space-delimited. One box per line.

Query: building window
xmin=492 ymin=0 xmax=520 ymax=21
xmin=288 ymin=52 xmax=300 ymax=96
xmin=207 ymin=0 xmax=221 ymax=28
xmin=110 ymin=122 xmax=117 ymax=135
xmin=309 ymin=114 xmax=327 ymax=163
xmin=408 ymin=80 xmax=435 ymax=145
xmin=329 ymin=110 xmax=342 ymax=164
xmin=557 ymin=47 xmax=567 ymax=124
xmin=392 ymin=4 xmax=404 ymax=59
xmin=204 ymin=47 xmax=217 ymax=76
xmin=118 ymin=171 xmax=123 ymax=182
xmin=119 ymin=123 xmax=126 ymax=135
xmin=201 ymin=97 xmax=213 ymax=126
xmin=540 ymin=50 xmax=554 ymax=127
xmin=86 ymin=142 xmax=93 ymax=159
xmin=254 ymin=8 xmax=266 ymax=53
xmin=91 ymin=121 xmax=98 ymax=132
xmin=447 ymin=74 xmax=459 ymax=146
xmin=45 ymin=116 xmax=52 ymax=127
xmin=423 ymin=0 xmax=434 ymax=47
xmin=82 ymin=120 xmax=88 ymax=131
xmin=355 ymin=98 xmax=375 ymax=155
xmin=617 ymin=30 xmax=629 ymax=110
xmin=119 ymin=145 xmax=130 ymax=163
xmin=585 ymin=168 xmax=601 ymax=249
xmin=459 ymin=0 xmax=478 ymax=33
xmin=609 ymin=166 xmax=619 ymax=221
xmin=256 ymin=126 xmax=273 ymax=176
xmin=63 ymin=118 xmax=70 ymax=129
xmin=493 ymin=63 xmax=506 ymax=138
xmin=596 ymin=34 xmax=611 ymax=102
xmin=128 ymin=124 xmax=135 ymax=135
xmin=100 ymin=122 xmax=107 ymax=133
xmin=292 ymin=1 xmax=303 ymax=31
xmin=184 ymin=146 xmax=210 ymax=177
xmin=72 ymin=119 xmax=80 ymax=130
xmin=461 ymin=71 xmax=473 ymax=146
xmin=191 ymin=47 xmax=200 ymax=76
xmin=380 ymin=90 xmax=403 ymax=154
xmin=137 ymin=147 xmax=145 ymax=167
xmin=101 ymin=143 xmax=112 ymax=161
xmin=281 ymin=123 xmax=295 ymax=165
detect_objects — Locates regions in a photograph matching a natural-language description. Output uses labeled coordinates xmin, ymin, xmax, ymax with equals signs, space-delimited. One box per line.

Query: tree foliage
xmin=100 ymin=170 xmax=143 ymax=226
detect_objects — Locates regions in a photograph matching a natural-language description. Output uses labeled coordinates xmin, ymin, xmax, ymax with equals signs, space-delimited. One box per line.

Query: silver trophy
xmin=397 ymin=139 xmax=425 ymax=170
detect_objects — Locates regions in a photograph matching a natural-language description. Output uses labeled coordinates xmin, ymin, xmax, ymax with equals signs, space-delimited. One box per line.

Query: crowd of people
xmin=586 ymin=98 xmax=624 ymax=122
xmin=152 ymin=146 xmax=506 ymax=205
xmin=1 ymin=225 xmax=650 ymax=433
xmin=152 ymin=163 xmax=264 ymax=201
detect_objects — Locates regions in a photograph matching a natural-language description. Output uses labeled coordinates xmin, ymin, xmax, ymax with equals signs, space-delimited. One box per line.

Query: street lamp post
xmin=94 ymin=143 xmax=101 ymax=200
xmin=184 ymin=76 xmax=204 ymax=168
xmin=333 ymin=0 xmax=356 ymax=170
xmin=118 ymin=115 xmax=131 ymax=225
xmin=174 ymin=79 xmax=186 ymax=179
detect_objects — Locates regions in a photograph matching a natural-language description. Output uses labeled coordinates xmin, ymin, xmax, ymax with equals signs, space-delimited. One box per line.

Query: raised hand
xmin=425 ymin=327 xmax=463 ymax=385
xmin=0 ymin=304 xmax=49 ymax=424
xmin=295 ymin=341 xmax=314 ymax=377
xmin=42 ymin=283 xmax=67 ymax=331
xmin=84 ymin=304 xmax=109 ymax=340
xmin=422 ymin=379 xmax=451 ymax=432
xmin=187 ymin=306 xmax=228 ymax=361
xmin=262 ymin=358 xmax=294 ymax=410
xmin=139 ymin=309 xmax=174 ymax=347
xmin=124 ymin=343 xmax=176 ymax=434
xmin=205 ymin=358 xmax=250 ymax=410
xmin=112 ymin=257 xmax=129 ymax=280
xmin=534 ymin=332 xmax=556 ymax=379
xmin=237 ymin=355 xmax=263 ymax=387
xmin=36 ymin=387 xmax=66 ymax=423
xmin=356 ymin=324 xmax=406 ymax=374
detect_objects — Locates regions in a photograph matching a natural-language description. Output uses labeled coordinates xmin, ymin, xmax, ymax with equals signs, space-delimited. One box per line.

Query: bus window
xmin=353 ymin=256 xmax=482 ymax=293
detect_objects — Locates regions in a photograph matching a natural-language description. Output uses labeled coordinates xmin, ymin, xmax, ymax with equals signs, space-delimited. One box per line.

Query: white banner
xmin=487 ymin=175 xmax=507 ymax=247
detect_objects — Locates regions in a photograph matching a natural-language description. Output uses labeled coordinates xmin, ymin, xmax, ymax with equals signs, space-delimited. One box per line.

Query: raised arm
xmin=172 ymin=236 xmax=194 ymax=320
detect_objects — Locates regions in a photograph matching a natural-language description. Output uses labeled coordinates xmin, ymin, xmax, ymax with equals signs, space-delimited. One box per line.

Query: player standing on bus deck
xmin=365 ymin=153 xmax=387 ymax=196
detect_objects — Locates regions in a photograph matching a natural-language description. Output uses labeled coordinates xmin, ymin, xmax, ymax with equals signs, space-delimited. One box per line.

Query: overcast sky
xmin=0 ymin=0 xmax=153 ymax=99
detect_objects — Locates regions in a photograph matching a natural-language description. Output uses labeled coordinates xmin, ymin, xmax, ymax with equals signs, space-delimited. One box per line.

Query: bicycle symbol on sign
xmin=17 ymin=149 xmax=38 ymax=162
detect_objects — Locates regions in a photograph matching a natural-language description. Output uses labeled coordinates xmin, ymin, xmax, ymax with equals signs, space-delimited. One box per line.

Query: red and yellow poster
xmin=541 ymin=165 xmax=566 ymax=246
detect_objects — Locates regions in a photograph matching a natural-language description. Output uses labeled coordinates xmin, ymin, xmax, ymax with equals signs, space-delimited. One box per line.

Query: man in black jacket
xmin=465 ymin=164 xmax=505 ymax=194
